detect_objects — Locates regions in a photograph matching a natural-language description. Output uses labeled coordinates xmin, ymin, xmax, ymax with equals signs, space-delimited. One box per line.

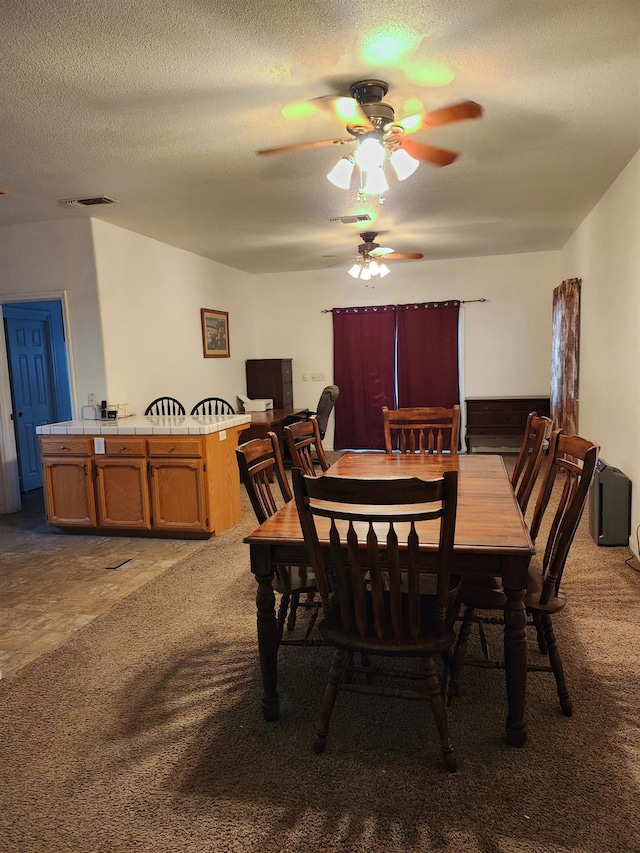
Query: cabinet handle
xmin=169 ymin=446 xmax=176 ymax=452
xmin=60 ymin=445 xmax=67 ymax=451
xmin=119 ymin=446 xmax=126 ymax=452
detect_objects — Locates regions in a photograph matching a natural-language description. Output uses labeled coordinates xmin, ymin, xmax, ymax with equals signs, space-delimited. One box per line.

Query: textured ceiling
xmin=1 ymin=0 xmax=638 ymax=274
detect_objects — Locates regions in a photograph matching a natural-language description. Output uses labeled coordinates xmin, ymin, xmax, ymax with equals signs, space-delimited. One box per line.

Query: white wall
xmin=560 ymin=150 xmax=640 ymax=555
xmin=91 ymin=220 xmax=258 ymax=416
xmin=254 ymin=250 xmax=560 ymax=447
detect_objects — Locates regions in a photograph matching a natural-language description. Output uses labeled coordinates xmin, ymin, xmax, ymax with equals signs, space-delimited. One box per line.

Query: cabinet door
xmin=149 ymin=458 xmax=207 ymax=531
xmin=95 ymin=458 xmax=151 ymax=529
xmin=42 ymin=457 xmax=97 ymax=527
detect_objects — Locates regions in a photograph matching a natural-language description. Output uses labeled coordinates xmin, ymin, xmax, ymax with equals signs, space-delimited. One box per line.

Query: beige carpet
xmin=1 ymin=464 xmax=640 ymax=853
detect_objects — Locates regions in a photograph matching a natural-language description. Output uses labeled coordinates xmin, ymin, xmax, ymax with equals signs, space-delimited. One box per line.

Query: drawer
xmin=104 ymin=438 xmax=146 ymax=457
xmin=147 ymin=438 xmax=202 ymax=457
xmin=40 ymin=436 xmax=92 ymax=456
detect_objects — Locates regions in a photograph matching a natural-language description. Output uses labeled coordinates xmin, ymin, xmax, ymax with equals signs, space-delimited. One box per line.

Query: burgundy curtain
xmin=396 ymin=301 xmax=460 ymax=407
xmin=333 ymin=306 xmax=396 ymax=450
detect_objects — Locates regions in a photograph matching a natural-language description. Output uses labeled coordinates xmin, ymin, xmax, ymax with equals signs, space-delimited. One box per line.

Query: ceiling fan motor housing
xmin=359 ymin=232 xmax=380 ymax=254
xmin=349 ymin=80 xmax=395 ymax=131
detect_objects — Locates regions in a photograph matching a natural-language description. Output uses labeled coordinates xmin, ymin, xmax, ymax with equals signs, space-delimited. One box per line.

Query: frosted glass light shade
xmin=378 ymin=263 xmax=391 ymax=278
xmin=362 ymin=166 xmax=389 ymax=195
xmin=368 ymin=260 xmax=380 ymax=276
xmin=347 ymin=263 xmax=361 ymax=278
xmin=389 ymin=147 xmax=420 ymax=180
xmin=354 ymin=137 xmax=385 ymax=170
xmin=360 ymin=267 xmax=372 ymax=281
xmin=327 ymin=157 xmax=355 ymax=189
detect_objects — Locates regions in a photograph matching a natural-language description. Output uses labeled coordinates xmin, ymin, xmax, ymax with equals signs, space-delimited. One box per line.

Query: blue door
xmin=4 ymin=312 xmax=57 ymax=491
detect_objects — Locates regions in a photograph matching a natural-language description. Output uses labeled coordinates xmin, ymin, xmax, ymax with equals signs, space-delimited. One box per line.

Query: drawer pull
xmin=60 ymin=445 xmax=67 ymax=451
xmin=119 ymin=446 xmax=126 ymax=452
xmin=169 ymin=446 xmax=176 ymax=452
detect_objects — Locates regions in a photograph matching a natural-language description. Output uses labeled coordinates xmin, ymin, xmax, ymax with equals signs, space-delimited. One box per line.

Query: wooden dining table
xmin=244 ymin=451 xmax=534 ymax=747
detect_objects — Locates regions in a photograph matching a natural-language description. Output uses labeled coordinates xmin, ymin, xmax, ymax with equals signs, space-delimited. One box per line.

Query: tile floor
xmin=0 ymin=489 xmax=205 ymax=680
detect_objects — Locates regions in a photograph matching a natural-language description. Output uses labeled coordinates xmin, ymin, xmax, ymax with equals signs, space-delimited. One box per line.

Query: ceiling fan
xmin=258 ymin=80 xmax=483 ymax=199
xmin=332 ymin=232 xmax=424 ymax=280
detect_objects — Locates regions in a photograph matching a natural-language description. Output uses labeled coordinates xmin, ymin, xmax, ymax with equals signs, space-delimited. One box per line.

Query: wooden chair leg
xmin=276 ymin=594 xmax=290 ymax=643
xmin=533 ymin=612 xmax=548 ymax=654
xmin=314 ymin=648 xmax=350 ymax=754
xmin=542 ymin=614 xmax=572 ymax=716
xmin=286 ymin=592 xmax=300 ymax=632
xmin=478 ymin=621 xmax=491 ymax=661
xmin=448 ymin=605 xmax=475 ymax=700
xmin=424 ymin=656 xmax=456 ymax=772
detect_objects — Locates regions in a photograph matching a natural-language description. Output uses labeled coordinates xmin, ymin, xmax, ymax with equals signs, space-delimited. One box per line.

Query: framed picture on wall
xmin=201 ymin=308 xmax=230 ymax=358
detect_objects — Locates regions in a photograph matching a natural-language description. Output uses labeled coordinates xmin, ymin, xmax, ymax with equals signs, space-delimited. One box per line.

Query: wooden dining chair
xmin=293 ymin=467 xmax=460 ymax=771
xmin=511 ymin=412 xmax=553 ymax=514
xmin=382 ymin=405 xmax=460 ymax=454
xmin=144 ymin=396 xmax=185 ymax=416
xmin=190 ymin=397 xmax=235 ymax=415
xmin=449 ymin=429 xmax=598 ymax=716
xmin=235 ymin=433 xmax=319 ymax=644
xmin=284 ymin=416 xmax=330 ymax=475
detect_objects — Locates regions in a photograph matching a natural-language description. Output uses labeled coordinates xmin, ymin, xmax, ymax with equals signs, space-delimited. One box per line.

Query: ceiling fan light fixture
xmin=360 ymin=266 xmax=372 ymax=281
xmin=389 ymin=147 xmax=420 ymax=180
xmin=327 ymin=156 xmax=355 ymax=189
xmin=347 ymin=263 xmax=361 ymax=278
xmin=378 ymin=262 xmax=391 ymax=278
xmin=368 ymin=259 xmax=380 ymax=275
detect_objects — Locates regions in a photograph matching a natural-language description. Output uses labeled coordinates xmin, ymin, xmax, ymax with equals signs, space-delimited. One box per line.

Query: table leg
xmin=250 ymin=543 xmax=280 ymax=721
xmin=502 ymin=556 xmax=528 ymax=747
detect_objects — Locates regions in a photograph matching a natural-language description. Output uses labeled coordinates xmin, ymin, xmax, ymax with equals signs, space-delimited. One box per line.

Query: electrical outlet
xmin=302 ymin=372 xmax=308 ymax=381
xmin=311 ymin=372 xmax=325 ymax=381
xmin=88 ymin=393 xmax=97 ymax=406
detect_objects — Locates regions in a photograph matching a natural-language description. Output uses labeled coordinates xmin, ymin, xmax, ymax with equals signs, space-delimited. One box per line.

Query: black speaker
xmin=589 ymin=459 xmax=631 ymax=546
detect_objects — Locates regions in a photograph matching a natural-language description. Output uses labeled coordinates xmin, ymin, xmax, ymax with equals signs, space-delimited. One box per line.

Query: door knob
xmin=18 ymin=411 xmax=23 ymax=417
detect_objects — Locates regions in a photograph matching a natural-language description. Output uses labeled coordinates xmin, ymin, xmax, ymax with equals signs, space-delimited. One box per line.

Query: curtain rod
xmin=321 ymin=298 xmax=488 ymax=313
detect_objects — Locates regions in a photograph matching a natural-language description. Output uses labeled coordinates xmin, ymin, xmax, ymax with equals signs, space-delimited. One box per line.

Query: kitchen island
xmin=37 ymin=414 xmax=251 ymax=538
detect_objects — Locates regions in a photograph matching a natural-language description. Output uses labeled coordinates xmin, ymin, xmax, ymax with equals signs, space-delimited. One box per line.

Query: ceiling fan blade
xmin=399 ymin=100 xmax=483 ymax=133
xmin=311 ymin=95 xmax=374 ymax=130
xmin=385 ymin=253 xmax=424 ymax=260
xmin=257 ymin=137 xmax=353 ymax=156
xmin=393 ymin=136 xmax=459 ymax=167
xmin=370 ymin=247 xmax=394 ymax=256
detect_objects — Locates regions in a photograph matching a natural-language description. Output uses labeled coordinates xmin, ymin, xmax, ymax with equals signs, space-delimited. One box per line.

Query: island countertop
xmin=36 ymin=413 xmax=251 ymax=436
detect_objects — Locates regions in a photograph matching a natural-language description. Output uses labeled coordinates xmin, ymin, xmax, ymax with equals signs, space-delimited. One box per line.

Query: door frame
xmin=0 ymin=291 xmax=78 ymax=512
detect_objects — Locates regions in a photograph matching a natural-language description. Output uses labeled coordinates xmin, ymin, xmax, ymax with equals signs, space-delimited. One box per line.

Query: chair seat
xmin=459 ymin=566 xmax=567 ymax=614
xmin=319 ymin=592 xmax=456 ymax=657
xmin=524 ymin=568 xmax=567 ymax=614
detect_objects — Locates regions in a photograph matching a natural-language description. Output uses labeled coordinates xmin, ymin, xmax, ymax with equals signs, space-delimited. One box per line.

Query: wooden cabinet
xmin=42 ymin=456 xmax=97 ymax=527
xmin=246 ymin=358 xmax=293 ymax=408
xmin=149 ymin=459 xmax=206 ymax=531
xmin=39 ymin=423 xmax=246 ymax=538
xmin=40 ymin=437 xmax=96 ymax=527
xmin=465 ymin=396 xmax=551 ymax=452
xmin=95 ymin=458 xmax=151 ymax=529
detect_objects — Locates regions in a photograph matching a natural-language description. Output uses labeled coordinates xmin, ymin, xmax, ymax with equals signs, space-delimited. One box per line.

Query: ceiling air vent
xmin=64 ymin=196 xmax=118 ymax=208
xmin=328 ymin=214 xmax=372 ymax=224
